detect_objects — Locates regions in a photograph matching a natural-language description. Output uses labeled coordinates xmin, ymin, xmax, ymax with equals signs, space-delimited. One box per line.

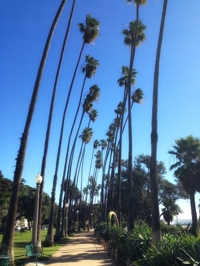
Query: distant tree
xmin=169 ymin=135 xmax=200 ymax=235
xmin=159 ymin=179 xmax=183 ymax=225
xmin=0 ymin=172 xmax=12 ymax=228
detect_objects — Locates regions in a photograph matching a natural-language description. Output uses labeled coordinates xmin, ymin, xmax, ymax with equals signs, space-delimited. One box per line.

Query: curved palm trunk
xmin=150 ymin=0 xmax=168 ymax=246
xmin=110 ymin=127 xmax=120 ymax=211
xmin=44 ymin=38 xmax=85 ymax=246
xmin=37 ymin=0 xmax=77 ymax=246
xmin=0 ymin=0 xmax=66 ymax=260
xmin=54 ymin=75 xmax=86 ymax=241
xmin=117 ymin=91 xmax=127 ymax=227
xmin=84 ymin=147 xmax=95 ymax=227
xmin=127 ymin=4 xmax=139 ymax=233
xmin=73 ymin=142 xmax=84 ymax=188
xmin=100 ymin=149 xmax=105 ymax=221
xmin=190 ymin=191 xmax=197 ymax=236
xmin=106 ymin=145 xmax=114 ymax=218
xmin=103 ymin=145 xmax=112 ymax=221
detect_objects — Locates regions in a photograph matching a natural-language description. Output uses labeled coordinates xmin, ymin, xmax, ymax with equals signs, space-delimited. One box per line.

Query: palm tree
xmin=0 ymin=0 xmax=67 ymax=259
xmin=83 ymin=139 xmax=100 ymax=227
xmin=150 ymin=0 xmax=168 ymax=245
xmin=100 ymin=139 xmax=108 ymax=221
xmin=37 ymin=0 xmax=77 ymax=247
xmin=73 ymin=127 xmax=93 ymax=188
xmin=168 ymin=135 xmax=200 ymax=235
xmin=53 ymin=57 xmax=99 ymax=241
xmin=78 ymin=14 xmax=100 ymax=44
xmin=122 ymin=16 xmax=146 ymax=232
xmin=44 ymin=14 xmax=100 ymax=245
xmin=117 ymin=69 xmax=143 ymax=228
xmin=88 ymin=109 xmax=98 ymax=126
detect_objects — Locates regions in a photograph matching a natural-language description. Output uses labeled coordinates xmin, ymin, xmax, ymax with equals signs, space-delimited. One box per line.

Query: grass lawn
xmin=0 ymin=229 xmax=71 ymax=266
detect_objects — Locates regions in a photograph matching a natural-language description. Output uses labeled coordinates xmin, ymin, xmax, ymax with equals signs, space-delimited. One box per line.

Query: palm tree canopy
xmin=78 ymin=14 xmax=100 ymax=44
xmin=80 ymin=127 xmax=93 ymax=143
xmin=82 ymin=55 xmax=100 ymax=78
xmin=168 ymin=135 xmax=200 ymax=194
xmin=122 ymin=20 xmax=146 ymax=47
xmin=131 ymin=88 xmax=144 ymax=103
xmin=100 ymin=139 xmax=107 ymax=150
xmin=89 ymin=109 xmax=98 ymax=122
xmin=126 ymin=0 xmax=147 ymax=5
xmin=115 ymin=102 xmax=126 ymax=116
xmin=117 ymin=66 xmax=137 ymax=87
xmin=89 ymin=85 xmax=100 ymax=101
xmin=93 ymin=139 xmax=100 ymax=149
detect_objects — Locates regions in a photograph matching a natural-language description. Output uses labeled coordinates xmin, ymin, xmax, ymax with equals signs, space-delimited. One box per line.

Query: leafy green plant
xmin=94 ymin=222 xmax=107 ymax=236
xmin=178 ymin=237 xmax=200 ymax=265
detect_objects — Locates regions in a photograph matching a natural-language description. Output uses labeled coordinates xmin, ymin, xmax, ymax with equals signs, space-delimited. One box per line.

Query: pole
xmin=32 ymin=183 xmax=41 ymax=247
xmin=65 ymin=204 xmax=69 ymax=237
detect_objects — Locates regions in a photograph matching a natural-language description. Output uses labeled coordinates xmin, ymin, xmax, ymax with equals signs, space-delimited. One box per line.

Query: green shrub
xmin=94 ymin=222 xmax=107 ymax=236
xmin=134 ymin=233 xmax=200 ymax=266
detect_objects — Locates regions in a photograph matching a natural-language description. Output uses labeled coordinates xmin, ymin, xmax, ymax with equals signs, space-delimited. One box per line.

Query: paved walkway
xmin=25 ymin=231 xmax=114 ymax=266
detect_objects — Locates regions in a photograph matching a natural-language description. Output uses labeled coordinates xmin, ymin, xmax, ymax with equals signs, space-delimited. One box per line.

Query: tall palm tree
xmin=100 ymin=139 xmax=108 ymax=221
xmin=44 ymin=13 xmax=100 ymax=245
xmin=83 ymin=139 xmax=100 ymax=227
xmin=0 ymin=0 xmax=67 ymax=260
xmin=53 ymin=57 xmax=99 ymax=241
xmin=37 ymin=0 xmax=77 ymax=247
xmin=88 ymin=109 xmax=98 ymax=126
xmin=73 ymin=127 xmax=93 ymax=190
xmin=168 ymin=135 xmax=200 ymax=236
xmin=117 ymin=65 xmax=136 ymax=192
xmin=122 ymin=15 xmax=146 ymax=232
xmin=150 ymin=0 xmax=168 ymax=245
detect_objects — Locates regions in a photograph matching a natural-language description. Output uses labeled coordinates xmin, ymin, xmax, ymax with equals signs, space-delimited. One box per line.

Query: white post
xmin=32 ymin=173 xmax=42 ymax=248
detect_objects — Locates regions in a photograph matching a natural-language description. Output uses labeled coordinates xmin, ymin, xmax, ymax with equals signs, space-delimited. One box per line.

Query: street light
xmin=91 ymin=213 xmax=93 ymax=229
xmin=32 ymin=173 xmax=42 ymax=248
xmin=65 ymin=203 xmax=69 ymax=237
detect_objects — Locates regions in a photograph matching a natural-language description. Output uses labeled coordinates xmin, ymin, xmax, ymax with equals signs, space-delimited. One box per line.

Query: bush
xmin=94 ymin=222 xmax=107 ymax=237
xmin=134 ymin=233 xmax=200 ymax=265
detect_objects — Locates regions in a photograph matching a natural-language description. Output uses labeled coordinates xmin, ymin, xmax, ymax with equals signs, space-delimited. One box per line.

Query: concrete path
xmin=25 ymin=231 xmax=114 ymax=266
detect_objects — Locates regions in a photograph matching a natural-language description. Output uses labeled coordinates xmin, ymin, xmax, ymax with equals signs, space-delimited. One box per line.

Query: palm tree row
xmin=1 ymin=1 xmax=178 ymax=263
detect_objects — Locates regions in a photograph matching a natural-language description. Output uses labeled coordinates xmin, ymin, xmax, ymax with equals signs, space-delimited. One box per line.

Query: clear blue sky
xmin=0 ymin=0 xmax=200 ymax=220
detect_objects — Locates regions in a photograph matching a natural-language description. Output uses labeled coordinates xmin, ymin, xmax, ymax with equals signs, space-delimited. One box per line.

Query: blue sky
xmin=0 ymin=0 xmax=200 ymax=220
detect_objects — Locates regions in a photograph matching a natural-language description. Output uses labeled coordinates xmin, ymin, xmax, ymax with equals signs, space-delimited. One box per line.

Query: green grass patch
xmin=0 ymin=229 xmax=71 ymax=266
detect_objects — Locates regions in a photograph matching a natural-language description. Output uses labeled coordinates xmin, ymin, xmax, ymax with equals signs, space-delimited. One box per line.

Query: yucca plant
xmin=178 ymin=237 xmax=200 ymax=265
xmin=134 ymin=233 xmax=184 ymax=265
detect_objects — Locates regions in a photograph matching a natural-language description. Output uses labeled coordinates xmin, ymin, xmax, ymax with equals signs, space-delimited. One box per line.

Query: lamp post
xmin=91 ymin=213 xmax=93 ymax=229
xmin=32 ymin=173 xmax=42 ymax=248
xmin=65 ymin=203 xmax=69 ymax=237
xmin=77 ymin=210 xmax=79 ymax=231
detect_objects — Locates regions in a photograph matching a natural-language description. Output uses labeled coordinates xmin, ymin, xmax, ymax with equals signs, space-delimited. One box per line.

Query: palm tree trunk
xmin=117 ymin=92 xmax=127 ymax=227
xmin=127 ymin=3 xmax=139 ymax=233
xmin=37 ymin=0 xmax=77 ymax=246
xmin=190 ymin=191 xmax=197 ymax=236
xmin=150 ymin=0 xmax=168 ymax=246
xmin=44 ymin=40 xmax=85 ymax=247
xmin=0 ymin=0 xmax=66 ymax=260
xmin=54 ymin=72 xmax=86 ymax=240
